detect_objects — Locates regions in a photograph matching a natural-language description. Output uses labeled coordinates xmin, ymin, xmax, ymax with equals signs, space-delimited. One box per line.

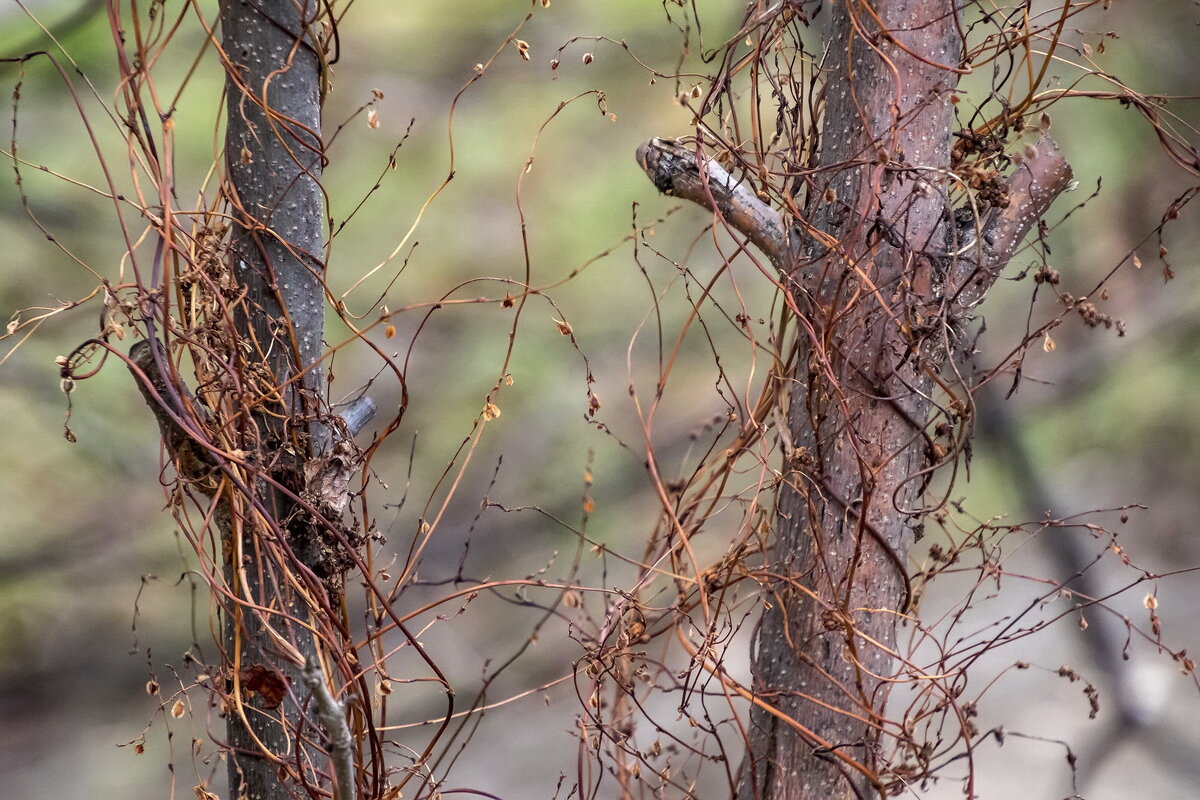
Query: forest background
xmin=1 ymin=1 xmax=1199 ymax=798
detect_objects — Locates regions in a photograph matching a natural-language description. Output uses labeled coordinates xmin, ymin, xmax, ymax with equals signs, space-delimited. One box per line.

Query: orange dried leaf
xmin=483 ymin=402 xmax=501 ymax=421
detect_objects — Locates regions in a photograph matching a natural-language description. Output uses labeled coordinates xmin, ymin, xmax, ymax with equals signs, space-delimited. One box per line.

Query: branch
xmin=338 ymin=396 xmax=377 ymax=436
xmin=303 ymin=659 xmax=356 ymax=800
xmin=127 ymin=339 xmax=218 ymax=489
xmin=636 ymin=137 xmax=794 ymax=271
xmin=950 ymin=135 xmax=1073 ymax=308
xmin=992 ymin=136 xmax=1074 ymax=261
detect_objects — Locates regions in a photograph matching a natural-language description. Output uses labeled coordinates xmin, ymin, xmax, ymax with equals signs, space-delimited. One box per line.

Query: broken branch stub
xmin=128 ymin=339 xmax=219 ymax=493
xmin=637 ymin=135 xmax=1073 ymax=324
xmin=946 ymin=134 xmax=1074 ymax=312
xmin=635 ymin=138 xmax=795 ymax=272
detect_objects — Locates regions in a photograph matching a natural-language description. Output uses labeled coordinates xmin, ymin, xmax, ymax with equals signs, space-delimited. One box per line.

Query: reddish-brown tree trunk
xmin=737 ymin=3 xmax=959 ymax=797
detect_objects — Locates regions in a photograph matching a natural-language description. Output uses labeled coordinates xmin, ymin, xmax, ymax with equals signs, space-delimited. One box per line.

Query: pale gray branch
xmin=338 ymin=396 xmax=377 ymax=436
xmin=303 ymin=659 xmax=356 ymax=800
xmin=636 ymin=137 xmax=795 ymax=271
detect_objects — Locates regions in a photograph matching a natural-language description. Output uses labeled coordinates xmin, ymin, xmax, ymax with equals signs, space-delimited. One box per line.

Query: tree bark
xmin=220 ymin=2 xmax=330 ymax=798
xmin=736 ymin=5 xmax=960 ymax=797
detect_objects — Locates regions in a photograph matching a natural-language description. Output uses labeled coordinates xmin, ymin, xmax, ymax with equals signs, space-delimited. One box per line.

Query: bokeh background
xmin=1 ymin=1 xmax=1198 ymax=798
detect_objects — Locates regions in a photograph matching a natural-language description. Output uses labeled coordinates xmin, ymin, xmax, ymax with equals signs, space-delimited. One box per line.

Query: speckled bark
xmin=220 ymin=2 xmax=328 ymax=798
xmin=737 ymin=3 xmax=959 ymax=798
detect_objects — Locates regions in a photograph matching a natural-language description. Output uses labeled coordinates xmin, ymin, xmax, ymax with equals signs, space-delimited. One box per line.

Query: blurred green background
xmin=1 ymin=1 xmax=1198 ymax=798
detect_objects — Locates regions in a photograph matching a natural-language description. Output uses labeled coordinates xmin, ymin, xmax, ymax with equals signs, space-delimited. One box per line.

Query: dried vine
xmin=3 ymin=2 xmax=1199 ymax=800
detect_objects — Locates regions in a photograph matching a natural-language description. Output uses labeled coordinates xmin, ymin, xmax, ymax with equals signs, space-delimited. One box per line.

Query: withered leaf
xmin=239 ymin=664 xmax=291 ymax=709
xmin=303 ymin=440 xmax=359 ymax=514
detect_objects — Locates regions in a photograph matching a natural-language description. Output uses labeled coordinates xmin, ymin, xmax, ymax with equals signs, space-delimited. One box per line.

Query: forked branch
xmin=636 ymin=135 xmax=1073 ymax=306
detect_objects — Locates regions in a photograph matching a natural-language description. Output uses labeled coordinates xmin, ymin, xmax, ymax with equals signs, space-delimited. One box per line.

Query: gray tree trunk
xmin=220 ymin=2 xmax=328 ymax=798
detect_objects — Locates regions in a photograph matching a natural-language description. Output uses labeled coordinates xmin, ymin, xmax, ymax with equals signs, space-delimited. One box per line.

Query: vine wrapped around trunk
xmin=636 ymin=2 xmax=1072 ymax=797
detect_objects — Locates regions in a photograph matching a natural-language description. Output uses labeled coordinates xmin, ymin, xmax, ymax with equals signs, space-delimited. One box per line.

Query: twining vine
xmin=2 ymin=1 xmax=1199 ymax=799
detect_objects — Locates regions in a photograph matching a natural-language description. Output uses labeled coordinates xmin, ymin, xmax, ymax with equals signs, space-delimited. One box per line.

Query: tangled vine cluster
xmin=3 ymin=1 xmax=1199 ymax=799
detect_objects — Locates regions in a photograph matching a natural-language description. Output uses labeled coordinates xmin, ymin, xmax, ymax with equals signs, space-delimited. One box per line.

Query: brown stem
xmin=128 ymin=339 xmax=220 ymax=491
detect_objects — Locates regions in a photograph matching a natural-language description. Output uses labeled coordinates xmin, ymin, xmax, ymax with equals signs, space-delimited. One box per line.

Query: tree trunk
xmin=220 ymin=2 xmax=329 ymax=798
xmin=737 ymin=3 xmax=959 ymax=797
xmin=637 ymin=0 xmax=1071 ymax=765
